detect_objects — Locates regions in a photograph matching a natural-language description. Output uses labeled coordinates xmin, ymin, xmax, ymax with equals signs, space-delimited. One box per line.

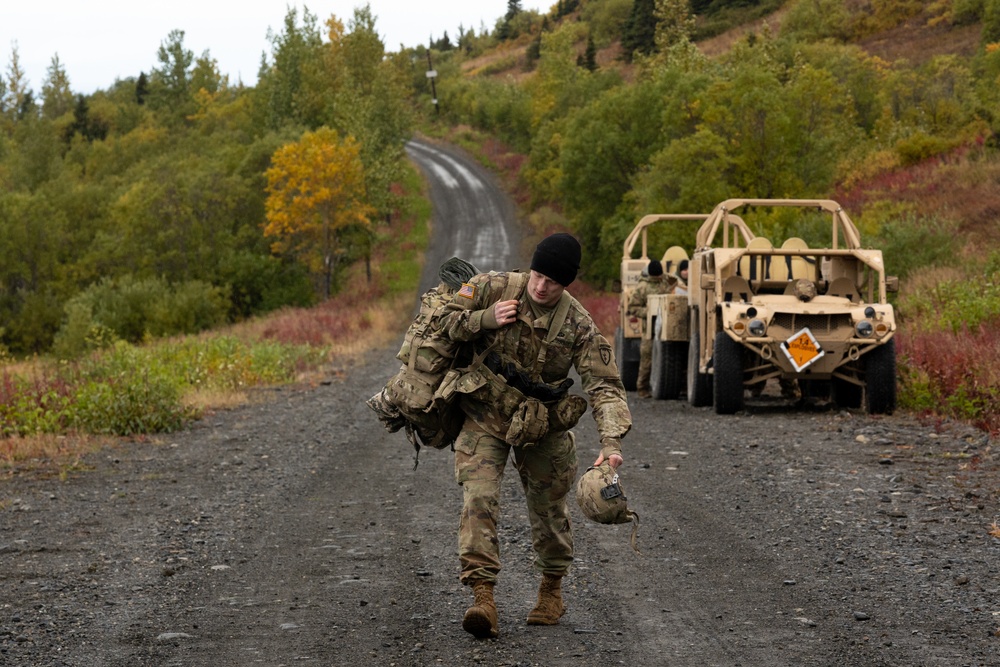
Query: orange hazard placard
xmin=781 ymin=328 xmax=824 ymax=372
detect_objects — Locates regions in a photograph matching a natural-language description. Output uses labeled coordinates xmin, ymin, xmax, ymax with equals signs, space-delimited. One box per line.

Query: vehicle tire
xmin=615 ymin=327 xmax=640 ymax=391
xmin=686 ymin=324 xmax=713 ymax=407
xmin=650 ymin=336 xmax=667 ymax=400
xmin=865 ymin=339 xmax=897 ymax=414
xmin=650 ymin=319 xmax=687 ymax=400
xmin=712 ymin=331 xmax=744 ymax=414
xmin=664 ymin=342 xmax=688 ymax=400
xmin=832 ymin=377 xmax=862 ymax=409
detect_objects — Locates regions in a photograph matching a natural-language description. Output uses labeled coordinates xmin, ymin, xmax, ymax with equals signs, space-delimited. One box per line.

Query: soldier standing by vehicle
xmin=626 ymin=259 xmax=677 ymax=398
xmin=675 ymin=259 xmax=689 ymax=296
xmin=436 ymin=233 xmax=632 ymax=639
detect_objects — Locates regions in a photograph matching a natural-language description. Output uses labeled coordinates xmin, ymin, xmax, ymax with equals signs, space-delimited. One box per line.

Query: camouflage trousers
xmin=454 ymin=423 xmax=578 ymax=584
xmin=637 ymin=338 xmax=654 ymax=392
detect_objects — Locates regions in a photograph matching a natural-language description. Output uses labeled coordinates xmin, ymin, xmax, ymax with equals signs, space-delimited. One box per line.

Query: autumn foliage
xmin=264 ymin=128 xmax=375 ymax=297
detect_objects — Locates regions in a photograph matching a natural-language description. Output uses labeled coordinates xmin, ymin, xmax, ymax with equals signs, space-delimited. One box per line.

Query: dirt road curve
xmin=2 ymin=140 xmax=999 ymax=667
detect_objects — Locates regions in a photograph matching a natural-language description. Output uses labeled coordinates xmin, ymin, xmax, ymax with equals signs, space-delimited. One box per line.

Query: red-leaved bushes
xmin=897 ymin=324 xmax=1000 ymax=435
xmin=258 ymin=283 xmax=386 ymax=348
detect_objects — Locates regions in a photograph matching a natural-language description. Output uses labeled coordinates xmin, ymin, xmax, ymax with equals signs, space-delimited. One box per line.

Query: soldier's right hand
xmin=491 ymin=299 xmax=519 ymax=328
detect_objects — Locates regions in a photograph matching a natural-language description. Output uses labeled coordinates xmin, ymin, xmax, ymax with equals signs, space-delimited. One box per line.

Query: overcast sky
xmin=3 ymin=1 xmax=551 ymax=95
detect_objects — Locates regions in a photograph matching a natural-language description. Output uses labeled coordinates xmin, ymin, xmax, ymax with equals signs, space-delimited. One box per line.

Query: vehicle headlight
xmin=732 ymin=320 xmax=747 ymax=335
xmin=855 ymin=320 xmax=874 ymax=338
xmin=748 ymin=319 xmax=766 ymax=337
xmin=874 ymin=321 xmax=890 ymax=337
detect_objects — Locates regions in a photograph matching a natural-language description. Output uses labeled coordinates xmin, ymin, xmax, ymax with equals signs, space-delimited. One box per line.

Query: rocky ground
xmin=1 ymin=354 xmax=998 ymax=667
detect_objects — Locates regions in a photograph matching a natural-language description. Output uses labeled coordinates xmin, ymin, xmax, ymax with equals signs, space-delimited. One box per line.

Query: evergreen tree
xmin=622 ymin=0 xmax=658 ymax=63
xmin=506 ymin=0 xmax=523 ymax=21
xmin=497 ymin=0 xmax=523 ymax=41
xmin=527 ymin=34 xmax=543 ymax=65
xmin=583 ymin=34 xmax=598 ymax=71
xmin=136 ymin=72 xmax=149 ymax=105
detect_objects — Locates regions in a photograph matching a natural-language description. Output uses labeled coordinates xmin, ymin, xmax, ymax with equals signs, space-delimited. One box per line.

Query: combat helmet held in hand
xmin=576 ymin=462 xmax=640 ymax=552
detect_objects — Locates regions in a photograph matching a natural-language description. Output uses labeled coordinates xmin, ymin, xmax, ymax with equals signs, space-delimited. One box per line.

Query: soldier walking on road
xmin=436 ymin=233 xmax=632 ymax=639
xmin=627 ymin=259 xmax=676 ymax=398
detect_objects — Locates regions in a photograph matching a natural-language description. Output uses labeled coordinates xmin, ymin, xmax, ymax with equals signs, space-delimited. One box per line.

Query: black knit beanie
xmin=530 ymin=233 xmax=581 ymax=286
xmin=647 ymin=260 xmax=663 ymax=276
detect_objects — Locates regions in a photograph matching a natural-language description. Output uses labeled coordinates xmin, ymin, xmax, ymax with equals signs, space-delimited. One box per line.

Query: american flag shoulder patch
xmin=457 ymin=283 xmax=476 ymax=299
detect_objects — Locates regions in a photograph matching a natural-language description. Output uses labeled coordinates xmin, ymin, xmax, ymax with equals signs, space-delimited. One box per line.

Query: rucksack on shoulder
xmin=385 ymin=272 xmax=530 ymax=462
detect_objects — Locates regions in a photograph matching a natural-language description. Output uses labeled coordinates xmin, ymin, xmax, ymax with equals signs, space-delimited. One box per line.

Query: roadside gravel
xmin=2 ymin=362 xmax=998 ymax=666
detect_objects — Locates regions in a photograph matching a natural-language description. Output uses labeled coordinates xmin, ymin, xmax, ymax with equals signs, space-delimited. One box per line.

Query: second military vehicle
xmin=633 ymin=199 xmax=899 ymax=414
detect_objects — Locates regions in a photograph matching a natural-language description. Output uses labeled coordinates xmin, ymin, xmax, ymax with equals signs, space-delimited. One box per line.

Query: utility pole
xmin=426 ymin=46 xmax=439 ymax=115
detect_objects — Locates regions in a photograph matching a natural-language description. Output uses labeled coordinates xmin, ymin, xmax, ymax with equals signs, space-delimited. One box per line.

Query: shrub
xmin=900 ymin=270 xmax=1000 ymax=334
xmin=0 ymin=371 xmax=73 ymax=437
xmin=895 ymin=132 xmax=955 ymax=166
xmin=71 ymin=372 xmax=187 ymax=436
xmin=952 ymin=0 xmax=986 ymax=25
xmin=869 ymin=213 xmax=960 ymax=279
xmin=53 ymin=276 xmax=232 ymax=358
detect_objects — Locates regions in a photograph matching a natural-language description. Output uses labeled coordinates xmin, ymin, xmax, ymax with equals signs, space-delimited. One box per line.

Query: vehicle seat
xmin=827 ymin=276 xmax=861 ymax=303
xmin=737 ymin=237 xmax=773 ymax=284
xmin=780 ymin=237 xmax=817 ymax=281
xmin=721 ymin=275 xmax=753 ymax=303
xmin=661 ymin=246 xmax=690 ymax=276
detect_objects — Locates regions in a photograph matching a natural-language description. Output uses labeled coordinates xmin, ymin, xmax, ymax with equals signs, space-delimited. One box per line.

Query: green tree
xmin=149 ymin=29 xmax=195 ymax=120
xmin=654 ymin=0 xmax=695 ymax=50
xmin=0 ymin=191 xmax=70 ymax=352
xmin=325 ymin=8 xmax=413 ymax=220
xmin=632 ymin=128 xmax=734 ymax=214
xmin=41 ymin=55 xmax=74 ymax=120
xmin=3 ymin=44 xmax=31 ymax=124
xmin=255 ymin=6 xmax=324 ymax=130
xmin=557 ymin=81 xmax=673 ymax=267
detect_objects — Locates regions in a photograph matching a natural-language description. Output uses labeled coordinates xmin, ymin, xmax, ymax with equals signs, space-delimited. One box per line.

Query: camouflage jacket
xmin=439 ymin=271 xmax=632 ymax=442
xmin=626 ymin=274 xmax=677 ymax=320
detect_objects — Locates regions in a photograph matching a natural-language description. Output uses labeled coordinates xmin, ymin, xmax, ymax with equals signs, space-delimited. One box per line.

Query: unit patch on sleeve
xmin=457 ymin=283 xmax=476 ymax=299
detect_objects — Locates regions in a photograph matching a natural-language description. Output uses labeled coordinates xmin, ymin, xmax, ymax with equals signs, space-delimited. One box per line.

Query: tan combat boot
xmin=526 ymin=573 xmax=565 ymax=625
xmin=463 ymin=580 xmax=499 ymax=638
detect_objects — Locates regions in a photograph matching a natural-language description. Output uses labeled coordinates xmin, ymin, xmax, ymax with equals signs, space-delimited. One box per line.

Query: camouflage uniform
xmin=439 ymin=271 xmax=632 ymax=584
xmin=626 ymin=274 xmax=677 ymax=396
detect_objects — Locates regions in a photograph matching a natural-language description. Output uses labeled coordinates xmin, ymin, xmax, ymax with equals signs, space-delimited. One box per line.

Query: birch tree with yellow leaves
xmin=264 ymin=127 xmax=374 ymax=298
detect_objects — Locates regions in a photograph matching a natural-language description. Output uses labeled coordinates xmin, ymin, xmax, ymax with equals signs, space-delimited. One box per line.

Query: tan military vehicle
xmin=673 ymin=198 xmax=899 ymax=414
xmin=614 ymin=214 xmax=707 ymax=391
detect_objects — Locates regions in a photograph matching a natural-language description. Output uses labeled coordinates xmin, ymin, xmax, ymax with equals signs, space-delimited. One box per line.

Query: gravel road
xmin=2 ymin=140 xmax=998 ymax=667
